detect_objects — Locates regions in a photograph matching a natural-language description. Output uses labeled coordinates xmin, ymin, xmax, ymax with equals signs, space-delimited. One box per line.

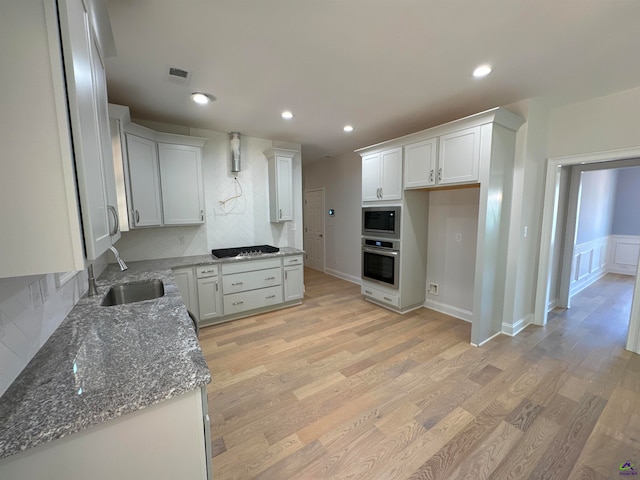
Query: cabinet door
xmin=59 ymin=0 xmax=112 ymax=260
xmin=126 ymin=134 xmax=162 ymax=227
xmin=275 ymin=155 xmax=293 ymax=222
xmin=91 ymin=34 xmax=120 ymax=243
xmin=438 ymin=126 xmax=481 ymax=185
xmin=174 ymin=267 xmax=197 ymax=318
xmin=380 ymin=148 xmax=402 ymax=200
xmin=404 ymin=139 xmax=437 ymax=189
xmin=284 ymin=265 xmax=304 ymax=301
xmin=197 ymin=276 xmax=221 ymax=320
xmin=158 ymin=143 xmax=205 ymax=225
xmin=361 ymin=153 xmax=381 ymax=202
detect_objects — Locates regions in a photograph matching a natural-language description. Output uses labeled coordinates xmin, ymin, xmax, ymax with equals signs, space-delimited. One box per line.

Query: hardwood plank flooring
xmin=199 ymin=270 xmax=640 ymax=479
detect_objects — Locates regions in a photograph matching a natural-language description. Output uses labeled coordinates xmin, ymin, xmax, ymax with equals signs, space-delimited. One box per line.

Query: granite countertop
xmin=0 ymin=248 xmax=303 ymax=459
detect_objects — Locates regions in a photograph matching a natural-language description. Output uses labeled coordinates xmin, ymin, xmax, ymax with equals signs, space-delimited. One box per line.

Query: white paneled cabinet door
xmin=90 ymin=33 xmax=120 ymax=243
xmin=284 ymin=264 xmax=304 ymax=301
xmin=404 ymin=138 xmax=437 ymax=189
xmin=438 ymin=126 xmax=481 ymax=185
xmin=380 ymin=147 xmax=402 ymax=200
xmin=59 ymin=0 xmax=112 ymax=260
xmin=125 ymin=134 xmax=162 ymax=227
xmin=158 ymin=143 xmax=205 ymax=225
xmin=268 ymin=148 xmax=296 ymax=222
xmin=198 ymin=277 xmax=221 ymax=321
xmin=361 ymin=153 xmax=381 ymax=201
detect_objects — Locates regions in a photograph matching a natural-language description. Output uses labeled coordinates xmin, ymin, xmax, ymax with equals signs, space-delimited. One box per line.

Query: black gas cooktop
xmin=211 ymin=245 xmax=280 ymax=259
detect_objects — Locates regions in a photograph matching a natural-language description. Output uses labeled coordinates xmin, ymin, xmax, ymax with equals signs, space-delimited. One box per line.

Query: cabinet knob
xmin=107 ymin=205 xmax=119 ymax=236
xmin=438 ymin=168 xmax=442 ymax=182
xmin=200 ymin=209 xmax=204 ymax=221
xmin=429 ymin=169 xmax=434 ymax=183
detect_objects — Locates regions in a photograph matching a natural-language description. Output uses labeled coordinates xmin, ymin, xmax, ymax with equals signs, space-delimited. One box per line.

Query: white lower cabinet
xmin=0 ymin=388 xmax=210 ymax=480
xmin=195 ymin=265 xmax=221 ymax=323
xmin=284 ymin=255 xmax=304 ymax=301
xmin=173 ymin=267 xmax=198 ymax=318
xmin=361 ymin=284 xmax=400 ymax=308
xmin=223 ymin=285 xmax=284 ymax=315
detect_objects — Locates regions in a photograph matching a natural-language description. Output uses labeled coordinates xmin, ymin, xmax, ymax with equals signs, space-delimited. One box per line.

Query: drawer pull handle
xmin=200 ymin=269 xmax=215 ymax=274
xmin=231 ymin=282 xmax=244 ymax=286
xmin=288 ymin=259 xmax=297 ymax=263
xmin=383 ymin=296 xmax=392 ymax=302
xmin=265 ymin=276 xmax=276 ymax=280
xmin=232 ymin=301 xmax=244 ymax=306
xmin=364 ymin=290 xmax=372 ymax=295
xmin=215 ymin=281 xmax=218 ymax=292
xmin=265 ymin=295 xmax=276 ymax=299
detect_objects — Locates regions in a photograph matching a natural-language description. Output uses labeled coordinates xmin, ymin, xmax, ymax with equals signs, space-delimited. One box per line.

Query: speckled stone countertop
xmin=0 ymin=249 xmax=303 ymax=459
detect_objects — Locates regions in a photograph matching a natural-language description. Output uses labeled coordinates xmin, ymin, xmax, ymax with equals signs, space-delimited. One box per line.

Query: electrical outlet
xmin=428 ymin=283 xmax=439 ymax=295
xmin=290 ymin=222 xmax=297 ymax=231
xmin=455 ymin=233 xmax=462 ymax=243
xmin=29 ymin=281 xmax=43 ymax=310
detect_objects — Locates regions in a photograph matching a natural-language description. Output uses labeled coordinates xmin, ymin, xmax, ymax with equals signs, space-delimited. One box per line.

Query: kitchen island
xmin=0 ymin=248 xmax=303 ymax=479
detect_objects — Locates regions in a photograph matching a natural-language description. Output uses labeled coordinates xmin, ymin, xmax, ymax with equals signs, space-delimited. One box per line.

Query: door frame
xmin=303 ymin=187 xmax=325 ymax=272
xmin=534 ymin=146 xmax=640 ymax=353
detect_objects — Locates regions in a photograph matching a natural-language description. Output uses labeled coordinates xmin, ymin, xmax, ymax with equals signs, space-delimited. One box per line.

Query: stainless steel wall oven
xmin=361 ymin=238 xmax=400 ymax=289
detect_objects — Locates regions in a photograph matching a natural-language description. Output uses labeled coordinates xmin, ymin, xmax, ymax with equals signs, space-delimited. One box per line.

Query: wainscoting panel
xmin=609 ymin=235 xmax=640 ymax=275
xmin=570 ymin=237 xmax=609 ymax=297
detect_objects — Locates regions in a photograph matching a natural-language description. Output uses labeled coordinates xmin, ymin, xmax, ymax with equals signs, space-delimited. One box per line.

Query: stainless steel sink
xmin=100 ymin=279 xmax=165 ymax=306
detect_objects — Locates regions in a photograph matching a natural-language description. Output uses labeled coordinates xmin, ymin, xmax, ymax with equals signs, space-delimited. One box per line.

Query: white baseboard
xmin=471 ymin=330 xmax=502 ymax=347
xmin=570 ymin=270 xmax=607 ymax=297
xmin=324 ymin=268 xmax=361 ymax=286
xmin=547 ymin=298 xmax=557 ymax=312
xmin=502 ymin=314 xmax=532 ymax=336
xmin=423 ymin=299 xmax=472 ymax=323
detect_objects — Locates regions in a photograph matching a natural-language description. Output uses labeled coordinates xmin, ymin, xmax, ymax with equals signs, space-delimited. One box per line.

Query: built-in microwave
xmin=362 ymin=206 xmax=400 ymax=239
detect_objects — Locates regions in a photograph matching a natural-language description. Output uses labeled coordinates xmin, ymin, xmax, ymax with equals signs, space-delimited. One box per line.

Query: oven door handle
xmin=362 ymin=246 xmax=399 ymax=256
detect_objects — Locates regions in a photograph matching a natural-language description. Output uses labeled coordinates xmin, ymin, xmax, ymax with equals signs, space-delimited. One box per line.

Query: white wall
xmin=113 ymin=122 xmax=302 ymax=261
xmin=424 ymin=188 xmax=479 ymax=321
xmin=548 ymin=85 xmax=640 ymax=158
xmin=302 ymin=151 xmax=362 ymax=282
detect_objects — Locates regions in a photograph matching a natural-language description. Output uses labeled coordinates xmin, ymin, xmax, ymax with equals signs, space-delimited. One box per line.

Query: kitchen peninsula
xmin=0 ymin=247 xmax=303 ymax=479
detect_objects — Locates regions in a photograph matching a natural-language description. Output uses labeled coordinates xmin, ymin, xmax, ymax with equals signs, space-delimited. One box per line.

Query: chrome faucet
xmin=87 ymin=264 xmax=99 ymax=297
xmin=109 ymin=245 xmax=128 ymax=271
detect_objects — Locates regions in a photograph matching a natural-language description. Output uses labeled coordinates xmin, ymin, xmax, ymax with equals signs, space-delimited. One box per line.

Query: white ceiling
xmin=105 ymin=0 xmax=640 ymax=162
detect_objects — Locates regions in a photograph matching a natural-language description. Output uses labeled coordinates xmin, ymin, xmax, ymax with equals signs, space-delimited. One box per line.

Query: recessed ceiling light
xmin=191 ymin=92 xmax=215 ymax=105
xmin=343 ymin=125 xmax=354 ymax=133
xmin=281 ymin=110 xmax=294 ymax=119
xmin=472 ymin=64 xmax=492 ymax=78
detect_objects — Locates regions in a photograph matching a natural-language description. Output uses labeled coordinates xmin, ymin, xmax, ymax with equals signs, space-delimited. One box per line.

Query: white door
xmin=304 ymin=189 xmax=325 ymax=271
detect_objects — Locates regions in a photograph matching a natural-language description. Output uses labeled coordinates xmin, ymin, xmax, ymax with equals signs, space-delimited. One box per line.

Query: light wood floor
xmin=200 ymin=270 xmax=640 ymax=479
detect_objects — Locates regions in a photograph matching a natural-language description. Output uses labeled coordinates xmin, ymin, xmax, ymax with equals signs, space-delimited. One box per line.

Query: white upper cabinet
xmin=158 ymin=143 xmax=205 ymax=225
xmin=123 ymin=125 xmax=206 ymax=228
xmin=404 ymin=138 xmax=438 ymax=188
xmin=438 ymin=126 xmax=481 ymax=185
xmin=59 ymin=0 xmax=119 ymax=260
xmin=267 ymin=148 xmax=296 ymax=222
xmin=126 ymin=134 xmax=162 ymax=227
xmin=362 ymin=147 xmax=402 ymax=202
xmin=0 ymin=0 xmax=117 ymax=277
xmin=404 ymin=126 xmax=481 ymax=189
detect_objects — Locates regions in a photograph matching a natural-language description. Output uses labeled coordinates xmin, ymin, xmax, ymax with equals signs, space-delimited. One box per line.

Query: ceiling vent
xmin=165 ymin=65 xmax=192 ymax=85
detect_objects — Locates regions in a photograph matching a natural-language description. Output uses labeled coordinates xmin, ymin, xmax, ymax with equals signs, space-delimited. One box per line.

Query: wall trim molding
xmin=324 ymin=268 xmax=361 ymax=286
xmin=502 ymin=314 xmax=533 ymax=337
xmin=424 ymin=299 xmax=472 ymax=323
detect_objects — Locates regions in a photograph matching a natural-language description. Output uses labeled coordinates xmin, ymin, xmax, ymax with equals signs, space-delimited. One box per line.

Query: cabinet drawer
xmin=195 ymin=265 xmax=218 ymax=278
xmin=283 ymin=255 xmax=303 ymax=266
xmin=222 ymin=267 xmax=282 ymax=294
xmin=221 ymin=257 xmax=282 ymax=275
xmin=361 ymin=285 xmax=400 ymax=308
xmin=223 ymin=286 xmax=283 ymax=315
